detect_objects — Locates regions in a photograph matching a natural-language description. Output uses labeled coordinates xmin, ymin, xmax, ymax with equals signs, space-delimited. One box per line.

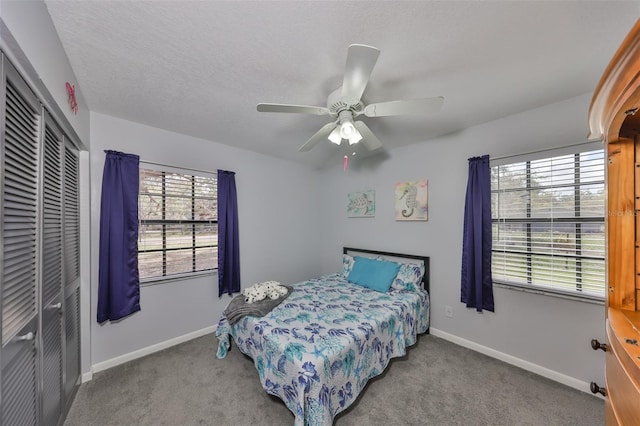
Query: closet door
xmin=41 ymin=112 xmax=64 ymax=426
xmin=0 ymin=55 xmax=41 ymax=426
xmin=62 ymin=141 xmax=80 ymax=404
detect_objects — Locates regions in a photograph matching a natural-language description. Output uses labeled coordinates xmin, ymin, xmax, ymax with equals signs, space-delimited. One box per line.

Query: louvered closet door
xmin=41 ymin=111 xmax=64 ymax=426
xmin=1 ymin=55 xmax=41 ymax=426
xmin=62 ymin=141 xmax=80 ymax=403
xmin=63 ymin=286 xmax=79 ymax=401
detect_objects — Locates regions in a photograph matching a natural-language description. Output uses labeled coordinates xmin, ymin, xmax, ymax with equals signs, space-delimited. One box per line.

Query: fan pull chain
xmin=343 ymin=155 xmax=348 ymax=171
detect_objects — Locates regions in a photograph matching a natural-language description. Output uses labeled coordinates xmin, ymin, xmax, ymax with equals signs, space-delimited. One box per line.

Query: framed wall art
xmin=395 ymin=180 xmax=428 ymax=221
xmin=347 ymin=190 xmax=375 ymax=218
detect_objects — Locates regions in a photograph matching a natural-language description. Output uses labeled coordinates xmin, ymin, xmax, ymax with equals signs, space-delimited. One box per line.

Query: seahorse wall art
xmin=347 ymin=190 xmax=375 ymax=217
xmin=395 ymin=180 xmax=428 ymax=221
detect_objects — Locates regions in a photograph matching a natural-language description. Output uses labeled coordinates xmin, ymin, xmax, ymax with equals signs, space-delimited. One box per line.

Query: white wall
xmin=89 ymin=112 xmax=322 ymax=366
xmin=317 ymin=93 xmax=606 ymax=389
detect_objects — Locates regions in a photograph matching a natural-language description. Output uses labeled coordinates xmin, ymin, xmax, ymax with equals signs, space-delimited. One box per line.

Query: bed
xmin=215 ymin=247 xmax=430 ymax=426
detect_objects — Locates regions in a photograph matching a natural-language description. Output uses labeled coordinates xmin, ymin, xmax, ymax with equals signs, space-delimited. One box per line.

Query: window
xmin=491 ymin=148 xmax=605 ymax=300
xmin=138 ymin=167 xmax=217 ymax=281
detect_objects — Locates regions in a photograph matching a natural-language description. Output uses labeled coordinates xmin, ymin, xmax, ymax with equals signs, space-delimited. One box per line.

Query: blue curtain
xmin=218 ymin=170 xmax=240 ymax=296
xmin=461 ymin=155 xmax=494 ymax=312
xmin=97 ymin=150 xmax=141 ymax=323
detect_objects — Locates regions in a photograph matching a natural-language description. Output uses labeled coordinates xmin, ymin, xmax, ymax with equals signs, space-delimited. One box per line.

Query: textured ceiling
xmin=44 ymin=1 xmax=638 ymax=169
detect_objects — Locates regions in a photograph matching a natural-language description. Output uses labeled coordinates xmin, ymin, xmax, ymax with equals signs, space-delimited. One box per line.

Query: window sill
xmin=493 ymin=280 xmax=605 ymax=305
xmin=140 ymin=270 xmax=216 ymax=287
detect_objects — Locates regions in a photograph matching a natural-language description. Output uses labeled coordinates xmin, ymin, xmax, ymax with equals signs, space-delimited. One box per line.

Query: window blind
xmin=491 ymin=148 xmax=606 ymax=298
xmin=138 ymin=167 xmax=217 ymax=280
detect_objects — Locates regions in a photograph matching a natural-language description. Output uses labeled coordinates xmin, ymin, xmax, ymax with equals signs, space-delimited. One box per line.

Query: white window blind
xmin=491 ymin=148 xmax=605 ymax=299
xmin=138 ymin=167 xmax=217 ymax=281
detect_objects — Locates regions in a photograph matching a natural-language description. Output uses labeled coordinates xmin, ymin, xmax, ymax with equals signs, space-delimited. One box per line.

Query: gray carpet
xmin=64 ymin=333 xmax=603 ymax=426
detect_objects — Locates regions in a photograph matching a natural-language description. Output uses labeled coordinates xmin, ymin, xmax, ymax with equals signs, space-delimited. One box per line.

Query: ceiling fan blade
xmin=257 ymin=103 xmax=330 ymax=115
xmin=341 ymin=44 xmax=380 ymax=101
xmin=354 ymin=121 xmax=383 ymax=151
xmin=298 ymin=122 xmax=338 ymax=152
xmin=364 ymin=96 xmax=444 ymax=117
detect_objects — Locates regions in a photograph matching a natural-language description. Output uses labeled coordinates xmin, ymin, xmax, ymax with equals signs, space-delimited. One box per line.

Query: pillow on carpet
xmin=347 ymin=256 xmax=400 ymax=292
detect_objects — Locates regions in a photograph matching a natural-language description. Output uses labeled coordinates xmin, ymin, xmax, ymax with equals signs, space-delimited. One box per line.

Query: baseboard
xmin=84 ymin=325 xmax=595 ymax=397
xmin=429 ymin=328 xmax=595 ymax=396
xmin=81 ymin=371 xmax=93 ymax=383
xmin=84 ymin=325 xmax=217 ymax=382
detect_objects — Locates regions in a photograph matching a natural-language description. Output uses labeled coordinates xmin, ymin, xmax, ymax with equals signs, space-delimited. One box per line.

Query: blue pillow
xmin=347 ymin=256 xmax=400 ymax=292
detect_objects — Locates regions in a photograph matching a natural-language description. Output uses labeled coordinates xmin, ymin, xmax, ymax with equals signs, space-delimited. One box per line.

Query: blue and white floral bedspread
xmin=216 ymin=273 xmax=430 ymax=426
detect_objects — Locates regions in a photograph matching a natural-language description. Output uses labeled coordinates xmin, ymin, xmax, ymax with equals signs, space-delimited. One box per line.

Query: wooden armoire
xmin=588 ymin=18 xmax=640 ymax=424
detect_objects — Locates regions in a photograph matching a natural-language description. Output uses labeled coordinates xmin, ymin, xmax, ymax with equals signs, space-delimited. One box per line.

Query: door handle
xmin=48 ymin=302 xmax=62 ymax=310
xmin=15 ymin=331 xmax=35 ymax=342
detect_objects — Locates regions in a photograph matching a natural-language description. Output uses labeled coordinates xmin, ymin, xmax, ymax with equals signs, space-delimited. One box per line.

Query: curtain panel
xmin=218 ymin=170 xmax=240 ymax=296
xmin=461 ymin=155 xmax=494 ymax=312
xmin=97 ymin=150 xmax=141 ymax=323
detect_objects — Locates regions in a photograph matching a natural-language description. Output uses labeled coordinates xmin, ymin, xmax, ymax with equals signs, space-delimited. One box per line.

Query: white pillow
xmin=341 ymin=254 xmax=355 ymax=277
xmin=390 ymin=262 xmax=425 ymax=291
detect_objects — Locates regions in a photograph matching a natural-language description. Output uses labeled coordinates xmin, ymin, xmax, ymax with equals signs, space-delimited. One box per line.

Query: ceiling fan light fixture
xmin=348 ymin=130 xmax=362 ymax=145
xmin=341 ymin=122 xmax=356 ymax=139
xmin=338 ymin=110 xmax=357 ymax=139
xmin=328 ymin=126 xmax=342 ymax=144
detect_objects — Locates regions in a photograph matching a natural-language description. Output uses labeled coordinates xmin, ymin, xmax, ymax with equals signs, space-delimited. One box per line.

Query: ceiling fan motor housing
xmin=327 ymin=88 xmax=363 ymax=118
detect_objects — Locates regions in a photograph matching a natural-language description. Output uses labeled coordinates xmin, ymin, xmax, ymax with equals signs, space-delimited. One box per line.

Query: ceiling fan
xmin=257 ymin=44 xmax=444 ymax=153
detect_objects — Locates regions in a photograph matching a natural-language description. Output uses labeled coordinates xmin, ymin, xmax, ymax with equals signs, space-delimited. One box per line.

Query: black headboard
xmin=343 ymin=247 xmax=430 ymax=295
